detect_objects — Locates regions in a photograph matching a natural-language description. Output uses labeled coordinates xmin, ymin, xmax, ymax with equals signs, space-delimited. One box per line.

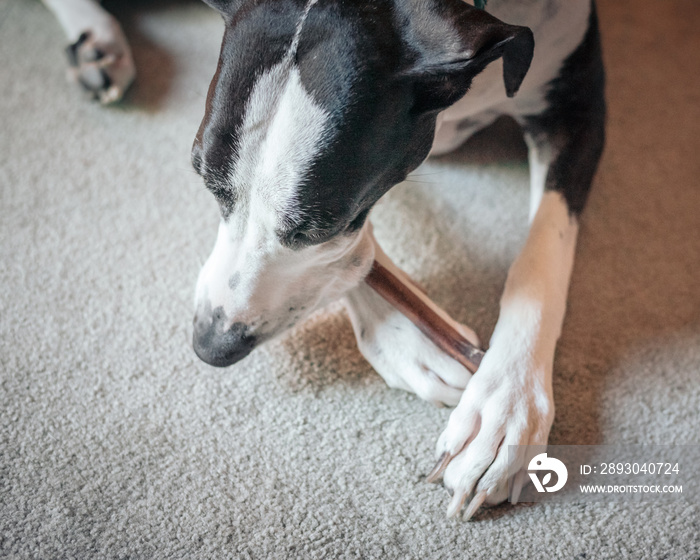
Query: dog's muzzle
xmin=192 ymin=307 xmax=256 ymax=367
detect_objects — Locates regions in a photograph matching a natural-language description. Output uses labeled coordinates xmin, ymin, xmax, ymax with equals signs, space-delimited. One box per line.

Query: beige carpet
xmin=1 ymin=0 xmax=699 ymax=558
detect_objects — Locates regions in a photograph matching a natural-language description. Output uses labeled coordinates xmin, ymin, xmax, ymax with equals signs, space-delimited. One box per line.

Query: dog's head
xmin=192 ymin=0 xmax=533 ymax=367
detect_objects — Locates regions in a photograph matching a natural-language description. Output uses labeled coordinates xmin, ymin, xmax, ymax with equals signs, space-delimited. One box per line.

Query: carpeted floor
xmin=1 ymin=1 xmax=699 ymax=558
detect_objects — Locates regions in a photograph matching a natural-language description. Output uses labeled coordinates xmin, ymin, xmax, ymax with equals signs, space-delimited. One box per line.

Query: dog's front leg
xmin=433 ymin=133 xmax=606 ymax=515
xmin=433 ymin=188 xmax=579 ymax=517
xmin=43 ymin=0 xmax=135 ymax=103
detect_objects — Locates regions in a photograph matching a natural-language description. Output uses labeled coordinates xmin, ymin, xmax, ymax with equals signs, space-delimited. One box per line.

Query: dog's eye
xmin=280 ymin=227 xmax=331 ymax=249
xmin=285 ymin=230 xmax=313 ymax=249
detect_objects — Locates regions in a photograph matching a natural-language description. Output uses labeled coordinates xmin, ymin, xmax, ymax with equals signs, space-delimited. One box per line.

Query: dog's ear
xmin=403 ymin=0 xmax=534 ymax=113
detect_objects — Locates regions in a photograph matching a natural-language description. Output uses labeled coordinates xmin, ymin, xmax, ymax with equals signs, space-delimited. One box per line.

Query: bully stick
xmin=364 ymin=243 xmax=485 ymax=375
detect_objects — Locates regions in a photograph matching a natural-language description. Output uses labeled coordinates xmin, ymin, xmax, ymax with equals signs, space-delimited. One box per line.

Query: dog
xmin=43 ymin=0 xmax=605 ymax=519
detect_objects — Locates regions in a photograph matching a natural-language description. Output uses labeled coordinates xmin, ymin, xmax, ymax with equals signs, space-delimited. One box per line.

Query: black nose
xmin=192 ymin=307 xmax=256 ymax=367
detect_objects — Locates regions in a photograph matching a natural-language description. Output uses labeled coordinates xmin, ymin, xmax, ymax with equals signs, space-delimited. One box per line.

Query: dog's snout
xmin=192 ymin=307 xmax=256 ymax=367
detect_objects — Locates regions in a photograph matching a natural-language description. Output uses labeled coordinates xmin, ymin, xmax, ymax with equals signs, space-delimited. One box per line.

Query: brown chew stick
xmin=364 ymin=258 xmax=485 ymax=374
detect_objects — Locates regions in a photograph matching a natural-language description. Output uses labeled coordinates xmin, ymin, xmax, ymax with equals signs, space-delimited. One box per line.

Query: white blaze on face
xmin=231 ymin=62 xmax=331 ymax=232
xmin=195 ymin=60 xmax=374 ymax=338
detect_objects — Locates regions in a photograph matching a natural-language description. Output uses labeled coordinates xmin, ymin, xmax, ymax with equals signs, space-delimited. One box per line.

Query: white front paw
xmin=344 ymin=284 xmax=479 ymax=407
xmin=427 ymin=342 xmax=555 ymax=519
xmin=65 ymin=19 xmax=135 ymax=104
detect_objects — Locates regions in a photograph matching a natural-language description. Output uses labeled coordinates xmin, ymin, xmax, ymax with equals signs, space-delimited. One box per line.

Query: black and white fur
xmin=44 ymin=0 xmax=605 ymax=518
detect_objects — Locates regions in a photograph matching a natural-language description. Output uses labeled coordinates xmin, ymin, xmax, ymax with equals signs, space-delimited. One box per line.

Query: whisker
xmin=409 ymin=169 xmax=445 ymax=176
xmin=401 ymin=178 xmax=440 ymax=186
